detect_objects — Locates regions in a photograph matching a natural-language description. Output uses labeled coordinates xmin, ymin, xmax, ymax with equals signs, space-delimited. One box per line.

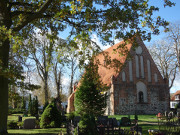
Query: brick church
xmin=67 ymin=36 xmax=169 ymax=115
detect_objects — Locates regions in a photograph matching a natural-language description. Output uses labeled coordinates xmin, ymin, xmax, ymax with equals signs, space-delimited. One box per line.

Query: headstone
xmin=35 ymin=114 xmax=39 ymax=120
xmin=23 ymin=119 xmax=36 ymax=129
xmin=120 ymin=117 xmax=130 ymax=126
xmin=112 ymin=118 xmax=118 ymax=127
xmin=18 ymin=116 xmax=22 ymax=122
xmin=97 ymin=116 xmax=108 ymax=126
xmin=107 ymin=118 xmax=113 ymax=126
xmin=177 ymin=108 xmax=180 ymax=113
xmin=177 ymin=112 xmax=180 ymax=117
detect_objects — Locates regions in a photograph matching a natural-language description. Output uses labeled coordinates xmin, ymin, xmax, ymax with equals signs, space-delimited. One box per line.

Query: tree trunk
xmin=57 ymin=82 xmax=60 ymax=98
xmin=0 ymin=39 xmax=10 ymax=135
xmin=69 ymin=62 xmax=74 ymax=96
xmin=44 ymin=74 xmax=48 ymax=103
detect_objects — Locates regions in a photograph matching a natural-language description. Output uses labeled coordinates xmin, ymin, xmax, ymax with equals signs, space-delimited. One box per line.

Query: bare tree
xmin=68 ymin=52 xmax=78 ymax=96
xmin=168 ymin=24 xmax=180 ymax=69
xmin=51 ymin=38 xmax=67 ymax=98
xmin=149 ymin=40 xmax=178 ymax=89
xmin=53 ymin=62 xmax=63 ymax=98
xmin=33 ymin=78 xmax=51 ymax=105
xmin=28 ymin=32 xmax=55 ymax=103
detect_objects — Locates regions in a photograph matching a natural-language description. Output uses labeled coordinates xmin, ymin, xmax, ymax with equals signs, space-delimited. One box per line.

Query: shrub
xmin=67 ymin=112 xmax=76 ymax=121
xmin=8 ymin=108 xmax=23 ymax=114
xmin=17 ymin=121 xmax=24 ymax=128
xmin=7 ymin=121 xmax=18 ymax=129
xmin=43 ymin=101 xmax=49 ymax=112
xmin=75 ymin=114 xmax=98 ymax=135
xmin=40 ymin=99 xmax=61 ymax=128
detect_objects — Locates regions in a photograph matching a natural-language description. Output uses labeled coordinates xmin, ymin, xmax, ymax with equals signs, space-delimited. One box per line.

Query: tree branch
xmin=12 ymin=0 xmax=53 ymax=32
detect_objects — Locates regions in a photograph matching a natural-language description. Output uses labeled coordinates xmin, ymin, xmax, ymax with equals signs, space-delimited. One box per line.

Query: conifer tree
xmin=28 ymin=94 xmax=33 ymax=116
xmin=33 ymin=96 xmax=39 ymax=115
xmin=75 ymin=59 xmax=108 ymax=117
xmin=21 ymin=96 xmax=26 ymax=111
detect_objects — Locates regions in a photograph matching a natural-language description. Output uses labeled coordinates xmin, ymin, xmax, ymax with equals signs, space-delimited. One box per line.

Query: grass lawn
xmin=8 ymin=114 xmax=66 ymax=135
xmin=8 ymin=114 xmax=164 ymax=135
xmin=8 ymin=114 xmax=36 ymax=122
xmin=8 ymin=128 xmax=66 ymax=135
xmin=109 ymin=115 xmax=159 ymax=134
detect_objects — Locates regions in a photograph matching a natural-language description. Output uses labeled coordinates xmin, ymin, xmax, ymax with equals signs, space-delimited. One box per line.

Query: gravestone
xmin=112 ymin=118 xmax=118 ymax=126
xmin=23 ymin=118 xmax=36 ymax=129
xmin=120 ymin=117 xmax=130 ymax=126
xmin=18 ymin=116 xmax=22 ymax=122
xmin=97 ymin=116 xmax=108 ymax=126
xmin=177 ymin=108 xmax=180 ymax=113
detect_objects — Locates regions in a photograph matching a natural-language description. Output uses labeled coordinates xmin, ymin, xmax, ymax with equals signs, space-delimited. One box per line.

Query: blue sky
xmin=146 ymin=0 xmax=180 ymax=93
xmin=58 ymin=1 xmax=180 ymax=93
xmin=146 ymin=0 xmax=180 ymax=42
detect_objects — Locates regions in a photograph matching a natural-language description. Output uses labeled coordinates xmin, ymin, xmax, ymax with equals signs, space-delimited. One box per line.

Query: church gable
xmin=117 ymin=37 xmax=164 ymax=85
xmin=67 ymin=36 xmax=169 ymax=115
xmin=101 ymin=37 xmax=169 ymax=115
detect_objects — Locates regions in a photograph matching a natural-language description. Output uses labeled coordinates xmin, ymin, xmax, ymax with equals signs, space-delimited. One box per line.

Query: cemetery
xmin=0 ymin=0 xmax=180 ymax=135
xmin=7 ymin=112 xmax=180 ymax=134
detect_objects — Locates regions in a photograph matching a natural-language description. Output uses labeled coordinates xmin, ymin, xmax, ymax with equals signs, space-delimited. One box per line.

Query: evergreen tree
xmin=32 ymin=97 xmax=35 ymax=116
xmin=0 ymin=0 xmax=175 ymax=133
xmin=40 ymin=99 xmax=61 ymax=128
xmin=28 ymin=94 xmax=33 ymax=116
xmin=31 ymin=96 xmax=39 ymax=116
xmin=33 ymin=96 xmax=39 ymax=116
xmin=75 ymin=59 xmax=108 ymax=117
xmin=21 ymin=96 xmax=26 ymax=111
xmin=43 ymin=101 xmax=49 ymax=112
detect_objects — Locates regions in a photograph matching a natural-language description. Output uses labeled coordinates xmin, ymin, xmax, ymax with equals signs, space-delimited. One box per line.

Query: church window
xmin=138 ymin=91 xmax=144 ymax=103
xmin=129 ymin=60 xmax=133 ymax=81
xmin=135 ymin=55 xmax=139 ymax=78
xmin=135 ymin=46 xmax=142 ymax=54
xmin=136 ymin=81 xmax=147 ymax=103
xmin=140 ymin=56 xmax=144 ymax=78
xmin=147 ymin=59 xmax=151 ymax=82
xmin=122 ymin=71 xmax=126 ymax=82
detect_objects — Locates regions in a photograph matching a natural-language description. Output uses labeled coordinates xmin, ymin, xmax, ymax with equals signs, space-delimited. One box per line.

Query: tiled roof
xmin=171 ymin=90 xmax=180 ymax=101
xmin=95 ymin=40 xmax=133 ymax=86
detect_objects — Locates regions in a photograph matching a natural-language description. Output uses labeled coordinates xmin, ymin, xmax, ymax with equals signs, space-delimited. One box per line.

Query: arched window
xmin=136 ymin=81 xmax=147 ymax=103
xmin=147 ymin=59 xmax=151 ymax=82
xmin=122 ymin=71 xmax=126 ymax=82
xmin=139 ymin=91 xmax=144 ymax=103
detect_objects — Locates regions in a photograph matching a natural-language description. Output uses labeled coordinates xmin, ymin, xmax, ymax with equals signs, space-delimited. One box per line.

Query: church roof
xmin=95 ymin=40 xmax=133 ymax=86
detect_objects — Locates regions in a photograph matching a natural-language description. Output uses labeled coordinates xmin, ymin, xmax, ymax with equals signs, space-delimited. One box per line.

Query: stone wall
xmin=107 ymin=82 xmax=169 ymax=115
